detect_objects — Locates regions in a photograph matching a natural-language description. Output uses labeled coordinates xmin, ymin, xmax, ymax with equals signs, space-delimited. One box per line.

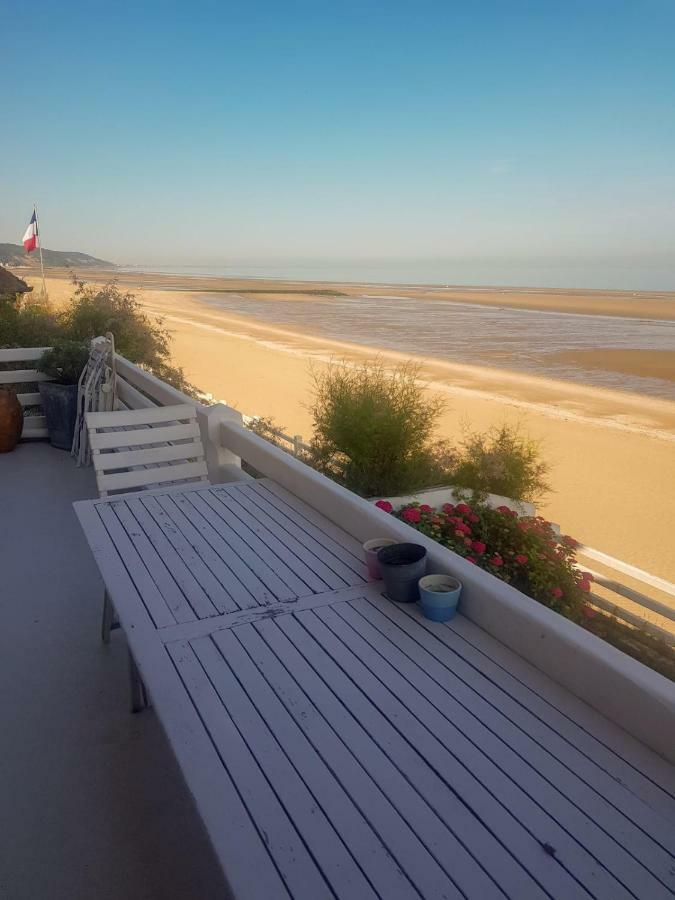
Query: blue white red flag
xmin=22 ymin=210 xmax=39 ymax=253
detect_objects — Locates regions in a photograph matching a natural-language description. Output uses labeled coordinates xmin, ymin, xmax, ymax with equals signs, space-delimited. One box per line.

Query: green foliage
xmin=390 ymin=500 xmax=587 ymax=619
xmin=0 ymin=276 xmax=198 ymax=398
xmin=449 ymin=423 xmax=550 ymax=502
xmin=308 ymin=359 xmax=452 ymax=497
xmin=0 ymin=292 xmax=62 ymax=348
xmin=38 ymin=341 xmax=90 ymax=385
xmin=382 ymin=499 xmax=674 ymax=680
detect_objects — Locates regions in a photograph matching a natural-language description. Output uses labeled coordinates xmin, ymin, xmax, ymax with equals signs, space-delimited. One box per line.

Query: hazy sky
xmin=2 ymin=0 xmax=674 ymax=269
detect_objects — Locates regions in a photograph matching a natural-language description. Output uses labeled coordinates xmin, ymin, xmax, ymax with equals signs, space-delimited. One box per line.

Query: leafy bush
xmin=378 ymin=499 xmax=589 ymax=620
xmin=0 ymin=291 xmax=62 ymax=348
xmin=38 ymin=341 xmax=90 ymax=385
xmin=0 ymin=275 xmax=198 ymax=397
xmin=377 ymin=498 xmax=675 ymax=680
xmin=62 ymin=278 xmax=197 ymax=395
xmin=309 ymin=359 xmax=453 ymax=497
xmin=449 ymin=423 xmax=550 ymax=502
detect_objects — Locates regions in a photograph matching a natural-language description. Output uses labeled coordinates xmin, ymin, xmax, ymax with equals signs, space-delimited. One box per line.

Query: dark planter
xmin=0 ymin=388 xmax=23 ymax=453
xmin=377 ymin=542 xmax=427 ymax=603
xmin=39 ymin=382 xmax=78 ymax=450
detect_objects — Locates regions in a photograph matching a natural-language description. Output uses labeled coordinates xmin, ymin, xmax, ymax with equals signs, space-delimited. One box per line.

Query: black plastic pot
xmin=39 ymin=382 xmax=78 ymax=450
xmin=377 ymin=542 xmax=427 ymax=603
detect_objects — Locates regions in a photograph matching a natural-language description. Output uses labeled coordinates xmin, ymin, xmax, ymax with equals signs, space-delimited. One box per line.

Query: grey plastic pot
xmin=377 ymin=542 xmax=427 ymax=603
xmin=38 ymin=382 xmax=78 ymax=450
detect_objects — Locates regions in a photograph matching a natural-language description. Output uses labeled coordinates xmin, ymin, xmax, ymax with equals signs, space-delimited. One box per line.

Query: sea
xmin=126 ymin=260 xmax=675 ymax=401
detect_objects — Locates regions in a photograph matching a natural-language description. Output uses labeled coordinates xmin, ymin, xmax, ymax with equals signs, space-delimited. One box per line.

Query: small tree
xmin=62 ymin=278 xmax=197 ymax=395
xmin=308 ymin=359 xmax=452 ymax=497
xmin=450 ymin=422 xmax=550 ymax=502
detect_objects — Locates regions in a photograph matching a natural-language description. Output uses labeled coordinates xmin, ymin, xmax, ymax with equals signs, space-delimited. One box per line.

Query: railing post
xmin=197 ymin=403 xmax=245 ymax=483
xmin=293 ymin=434 xmax=302 ymax=457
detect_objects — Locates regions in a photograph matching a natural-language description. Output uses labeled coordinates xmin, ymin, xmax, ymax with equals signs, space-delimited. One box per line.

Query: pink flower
xmin=489 ymin=555 xmax=503 ymax=567
xmin=583 ymin=605 xmax=597 ymax=619
xmin=375 ymin=500 xmax=393 ymax=513
xmin=465 ymin=556 xmax=477 ymax=564
xmin=515 ymin=554 xmax=528 ymax=565
xmin=551 ymin=587 xmax=563 ymax=599
xmin=580 ymin=571 xmax=594 ymax=582
xmin=496 ymin=505 xmax=511 ymax=515
xmin=442 ymin=503 xmax=455 ymax=514
xmin=420 ymin=504 xmax=432 ymax=513
xmin=431 ymin=516 xmax=442 ymax=525
xmin=470 ymin=540 xmax=486 ymax=555
xmin=456 ymin=503 xmax=471 ymax=515
xmin=579 ymin=580 xmax=591 ymax=593
xmin=456 ymin=522 xmax=472 ymax=535
xmin=561 ymin=534 xmax=578 ymax=549
xmin=402 ymin=507 xmax=421 ymax=524
xmin=464 ymin=537 xmax=472 ymax=547
xmin=468 ymin=513 xmax=480 ymax=523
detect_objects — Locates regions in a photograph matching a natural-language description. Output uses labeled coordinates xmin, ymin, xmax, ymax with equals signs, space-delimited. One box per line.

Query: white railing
xmin=242 ymin=414 xmax=311 ymax=458
xmin=577 ymin=545 xmax=675 ymax=646
xmin=0 ymin=347 xmax=52 ymax=439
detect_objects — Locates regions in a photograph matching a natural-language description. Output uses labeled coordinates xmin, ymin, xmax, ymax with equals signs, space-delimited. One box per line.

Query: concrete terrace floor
xmin=0 ymin=442 xmax=228 ymax=900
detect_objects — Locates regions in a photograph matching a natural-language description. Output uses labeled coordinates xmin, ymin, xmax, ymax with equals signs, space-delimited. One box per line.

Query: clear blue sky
xmin=2 ymin=0 xmax=674 ymax=270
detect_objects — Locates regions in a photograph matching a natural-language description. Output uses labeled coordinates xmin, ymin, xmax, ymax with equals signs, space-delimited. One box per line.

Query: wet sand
xmin=28 ymin=271 xmax=675 ymax=583
xmin=550 ymin=349 xmax=675 ymax=383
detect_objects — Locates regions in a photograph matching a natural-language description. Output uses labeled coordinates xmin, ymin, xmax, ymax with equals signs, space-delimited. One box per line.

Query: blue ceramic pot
xmin=418 ymin=574 xmax=462 ymax=622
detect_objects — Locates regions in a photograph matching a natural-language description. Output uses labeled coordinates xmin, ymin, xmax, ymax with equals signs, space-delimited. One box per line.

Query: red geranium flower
xmin=489 ymin=555 xmax=503 ymax=567
xmin=402 ymin=507 xmax=421 ymax=524
xmin=375 ymin=500 xmax=393 ymax=513
xmin=515 ymin=554 xmax=528 ymax=565
xmin=456 ymin=503 xmax=471 ymax=515
xmin=465 ymin=556 xmax=477 ymax=564
xmin=442 ymin=503 xmax=455 ymax=514
xmin=551 ymin=587 xmax=563 ymax=598
xmin=420 ymin=504 xmax=432 ymax=513
xmin=470 ymin=540 xmax=486 ymax=555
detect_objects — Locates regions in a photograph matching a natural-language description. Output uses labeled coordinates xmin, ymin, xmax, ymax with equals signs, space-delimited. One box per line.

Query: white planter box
xmin=374 ymin=485 xmax=535 ymax=517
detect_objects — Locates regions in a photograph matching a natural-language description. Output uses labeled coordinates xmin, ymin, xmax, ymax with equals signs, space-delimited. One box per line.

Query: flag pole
xmin=34 ymin=202 xmax=47 ymax=299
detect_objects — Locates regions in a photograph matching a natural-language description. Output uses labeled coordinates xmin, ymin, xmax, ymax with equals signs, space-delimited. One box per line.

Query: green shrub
xmin=38 ymin=341 xmax=90 ymax=385
xmin=449 ymin=423 xmax=550 ymax=502
xmin=0 ymin=292 xmax=62 ymax=348
xmin=378 ymin=498 xmax=675 ymax=680
xmin=0 ymin=275 xmax=198 ymax=397
xmin=308 ymin=359 xmax=453 ymax=497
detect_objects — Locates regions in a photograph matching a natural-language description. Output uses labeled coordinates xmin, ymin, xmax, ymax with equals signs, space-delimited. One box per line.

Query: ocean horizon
xmin=123 ymin=258 xmax=675 ymax=293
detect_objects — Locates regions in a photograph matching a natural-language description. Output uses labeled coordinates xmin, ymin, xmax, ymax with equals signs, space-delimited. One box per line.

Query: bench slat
xmin=98 ymin=460 xmax=208 ymax=493
xmin=87 ymin=403 xmax=197 ymax=428
xmin=89 ymin=421 xmax=200 ymax=450
xmin=95 ymin=442 xmax=204 ymax=471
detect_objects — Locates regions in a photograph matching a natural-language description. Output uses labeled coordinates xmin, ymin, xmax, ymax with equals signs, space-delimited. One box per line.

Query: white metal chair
xmin=86 ymin=403 xmax=210 ymax=651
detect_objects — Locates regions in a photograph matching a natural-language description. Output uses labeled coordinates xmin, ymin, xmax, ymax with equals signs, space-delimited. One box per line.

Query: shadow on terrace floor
xmin=0 ymin=442 xmax=228 ymax=900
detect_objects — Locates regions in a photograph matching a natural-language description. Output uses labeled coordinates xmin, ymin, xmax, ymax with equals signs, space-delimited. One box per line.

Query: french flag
xmin=22 ymin=210 xmax=39 ymax=253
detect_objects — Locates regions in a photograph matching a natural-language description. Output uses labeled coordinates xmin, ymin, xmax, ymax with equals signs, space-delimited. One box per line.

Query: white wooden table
xmin=74 ymin=479 xmax=675 ymax=900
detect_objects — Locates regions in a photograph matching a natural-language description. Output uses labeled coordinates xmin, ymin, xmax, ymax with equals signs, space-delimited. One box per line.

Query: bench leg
xmin=101 ymin=590 xmax=120 ymax=643
xmin=101 ymin=590 xmax=114 ymax=643
xmin=128 ymin=649 xmax=149 ymax=713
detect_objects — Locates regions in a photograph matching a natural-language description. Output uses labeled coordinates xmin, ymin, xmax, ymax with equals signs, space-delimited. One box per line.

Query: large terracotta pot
xmin=0 ymin=388 xmax=23 ymax=453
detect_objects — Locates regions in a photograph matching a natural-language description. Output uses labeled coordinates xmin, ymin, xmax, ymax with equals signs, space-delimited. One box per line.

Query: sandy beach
xmin=26 ymin=270 xmax=675 ymax=586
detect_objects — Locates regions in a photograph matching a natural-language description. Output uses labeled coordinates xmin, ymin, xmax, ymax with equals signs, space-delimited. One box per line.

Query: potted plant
xmin=38 ymin=341 xmax=89 ymax=450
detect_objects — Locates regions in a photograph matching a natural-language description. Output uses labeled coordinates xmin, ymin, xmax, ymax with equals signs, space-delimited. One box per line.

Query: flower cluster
xmin=376 ymin=499 xmax=593 ymax=620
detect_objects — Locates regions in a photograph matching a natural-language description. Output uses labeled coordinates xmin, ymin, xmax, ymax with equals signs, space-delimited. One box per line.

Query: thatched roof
xmin=0 ymin=267 xmax=32 ymax=296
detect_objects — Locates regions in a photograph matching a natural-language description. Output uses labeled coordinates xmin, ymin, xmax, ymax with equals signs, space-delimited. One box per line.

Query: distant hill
xmin=0 ymin=243 xmax=115 ymax=269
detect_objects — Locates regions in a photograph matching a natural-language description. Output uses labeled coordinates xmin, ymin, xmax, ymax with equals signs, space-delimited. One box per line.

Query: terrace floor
xmin=0 ymin=442 xmax=228 ymax=900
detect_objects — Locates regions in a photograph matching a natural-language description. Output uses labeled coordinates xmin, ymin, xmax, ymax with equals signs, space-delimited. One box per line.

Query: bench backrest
xmin=86 ymin=404 xmax=209 ymax=497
